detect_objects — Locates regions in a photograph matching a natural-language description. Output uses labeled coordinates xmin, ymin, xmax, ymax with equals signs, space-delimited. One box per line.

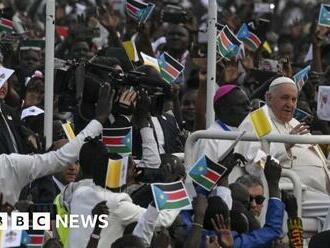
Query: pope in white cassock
xmin=235 ymin=76 xmax=330 ymax=226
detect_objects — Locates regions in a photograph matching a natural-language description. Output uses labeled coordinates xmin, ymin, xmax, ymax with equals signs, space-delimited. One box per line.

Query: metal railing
xmin=184 ymin=130 xmax=330 ymax=218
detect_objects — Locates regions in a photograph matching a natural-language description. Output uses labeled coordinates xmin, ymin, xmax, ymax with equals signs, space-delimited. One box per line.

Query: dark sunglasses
xmin=250 ymin=195 xmax=265 ymax=205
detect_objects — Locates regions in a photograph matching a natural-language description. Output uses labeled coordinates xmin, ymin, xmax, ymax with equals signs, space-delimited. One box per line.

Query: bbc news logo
xmin=0 ymin=213 xmax=109 ymax=230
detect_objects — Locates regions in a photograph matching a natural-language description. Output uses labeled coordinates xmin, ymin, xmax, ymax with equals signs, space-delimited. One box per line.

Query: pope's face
xmin=267 ymin=84 xmax=298 ymax=123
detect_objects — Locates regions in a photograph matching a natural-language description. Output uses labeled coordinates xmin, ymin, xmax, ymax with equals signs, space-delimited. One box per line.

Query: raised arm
xmin=134 ymin=89 xmax=161 ymax=168
xmin=0 ymin=83 xmax=113 ymax=205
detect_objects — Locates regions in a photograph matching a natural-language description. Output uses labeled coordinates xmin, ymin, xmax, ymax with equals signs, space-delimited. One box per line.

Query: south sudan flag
xmin=158 ymin=52 xmax=184 ymax=84
xmin=102 ymin=126 xmax=132 ymax=154
xmin=126 ymin=0 xmax=155 ymax=23
xmin=151 ymin=181 xmax=192 ymax=211
xmin=189 ymin=155 xmax=227 ymax=191
xmin=237 ymin=23 xmax=262 ymax=52
xmin=319 ymin=4 xmax=330 ymax=28
xmin=217 ymin=25 xmax=242 ymax=59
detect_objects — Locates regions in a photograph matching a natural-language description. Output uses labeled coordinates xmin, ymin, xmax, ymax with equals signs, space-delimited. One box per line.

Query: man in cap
xmin=235 ymin=76 xmax=330 ymax=224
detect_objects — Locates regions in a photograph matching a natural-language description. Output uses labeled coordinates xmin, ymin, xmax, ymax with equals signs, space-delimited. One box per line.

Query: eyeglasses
xmin=250 ymin=195 xmax=265 ymax=205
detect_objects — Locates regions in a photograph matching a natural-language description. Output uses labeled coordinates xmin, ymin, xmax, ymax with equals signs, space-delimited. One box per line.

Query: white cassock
xmin=235 ymin=105 xmax=330 ymax=223
xmin=194 ymin=121 xmax=238 ymax=163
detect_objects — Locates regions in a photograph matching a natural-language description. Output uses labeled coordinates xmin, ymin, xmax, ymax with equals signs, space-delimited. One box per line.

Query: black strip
xmin=224 ymin=26 xmax=241 ymax=46
xmin=103 ymin=127 xmax=131 ymax=137
xmin=206 ymin=156 xmax=227 ymax=175
xmin=164 ymin=53 xmax=183 ymax=72
xmin=155 ymin=182 xmax=183 ymax=192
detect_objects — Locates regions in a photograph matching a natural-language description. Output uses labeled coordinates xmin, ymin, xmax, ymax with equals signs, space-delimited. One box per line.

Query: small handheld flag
xmin=62 ymin=121 xmax=76 ymax=141
xmin=318 ymin=4 xmax=330 ymax=28
xmin=0 ymin=18 xmax=14 ymax=34
xmin=126 ymin=0 xmax=155 ymax=23
xmin=102 ymin=126 xmax=132 ymax=154
xmin=262 ymin=41 xmax=272 ymax=54
xmin=26 ymin=229 xmax=45 ymax=247
xmin=237 ymin=23 xmax=262 ymax=52
xmin=249 ymin=107 xmax=272 ymax=138
xmin=151 ymin=181 xmax=192 ymax=211
xmin=139 ymin=3 xmax=155 ymax=23
xmin=189 ymin=155 xmax=227 ymax=191
xmin=105 ymin=156 xmax=129 ymax=189
xmin=216 ymin=25 xmax=242 ymax=59
xmin=140 ymin=52 xmax=160 ymax=72
xmin=2 ymin=229 xmax=22 ymax=247
xmin=293 ymin=65 xmax=311 ymax=92
xmin=122 ymin=40 xmax=139 ymax=62
xmin=158 ymin=52 xmax=184 ymax=84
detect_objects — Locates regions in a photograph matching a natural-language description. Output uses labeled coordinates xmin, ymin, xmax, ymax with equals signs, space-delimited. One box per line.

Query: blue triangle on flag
xmin=189 ymin=156 xmax=208 ymax=176
xmin=21 ymin=230 xmax=31 ymax=245
xmin=123 ymin=129 xmax=132 ymax=149
xmin=154 ymin=185 xmax=169 ymax=209
xmin=237 ymin=23 xmax=249 ymax=40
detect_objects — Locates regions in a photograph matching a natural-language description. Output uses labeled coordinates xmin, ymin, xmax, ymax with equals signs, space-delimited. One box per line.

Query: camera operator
xmin=132 ymin=65 xmax=184 ymax=159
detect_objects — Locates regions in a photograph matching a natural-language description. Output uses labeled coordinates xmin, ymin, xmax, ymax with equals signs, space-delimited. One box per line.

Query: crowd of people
xmin=1 ymin=0 xmax=330 ymax=247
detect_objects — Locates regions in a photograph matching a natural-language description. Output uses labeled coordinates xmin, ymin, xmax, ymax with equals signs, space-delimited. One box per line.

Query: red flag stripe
xmin=164 ymin=63 xmax=180 ymax=77
xmin=165 ymin=189 xmax=187 ymax=200
xmin=247 ymin=33 xmax=261 ymax=46
xmin=206 ymin=169 xmax=221 ymax=182
xmin=30 ymin=235 xmax=44 ymax=244
xmin=0 ymin=18 xmax=13 ymax=28
xmin=220 ymin=31 xmax=230 ymax=48
xmin=103 ymin=137 xmax=123 ymax=145
xmin=127 ymin=3 xmax=139 ymax=15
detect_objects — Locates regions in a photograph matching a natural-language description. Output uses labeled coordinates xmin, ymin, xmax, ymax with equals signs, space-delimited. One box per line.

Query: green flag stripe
xmin=0 ymin=25 xmax=12 ymax=33
xmin=191 ymin=174 xmax=214 ymax=190
xmin=217 ymin=42 xmax=230 ymax=58
xmin=105 ymin=146 xmax=131 ymax=154
xmin=161 ymin=69 xmax=175 ymax=83
xmin=320 ymin=19 xmax=330 ymax=26
xmin=162 ymin=198 xmax=190 ymax=210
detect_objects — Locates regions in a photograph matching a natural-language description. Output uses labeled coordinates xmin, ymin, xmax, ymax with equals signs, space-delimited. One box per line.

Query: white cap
xmin=21 ymin=106 xmax=44 ymax=120
xmin=269 ymin=76 xmax=296 ymax=88
xmin=0 ymin=67 xmax=14 ymax=89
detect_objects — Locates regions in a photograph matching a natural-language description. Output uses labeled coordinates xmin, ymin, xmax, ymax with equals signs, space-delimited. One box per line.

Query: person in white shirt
xmin=64 ymin=138 xmax=179 ymax=248
xmin=0 ymin=82 xmax=112 ymax=206
xmin=235 ymin=76 xmax=330 ymax=224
